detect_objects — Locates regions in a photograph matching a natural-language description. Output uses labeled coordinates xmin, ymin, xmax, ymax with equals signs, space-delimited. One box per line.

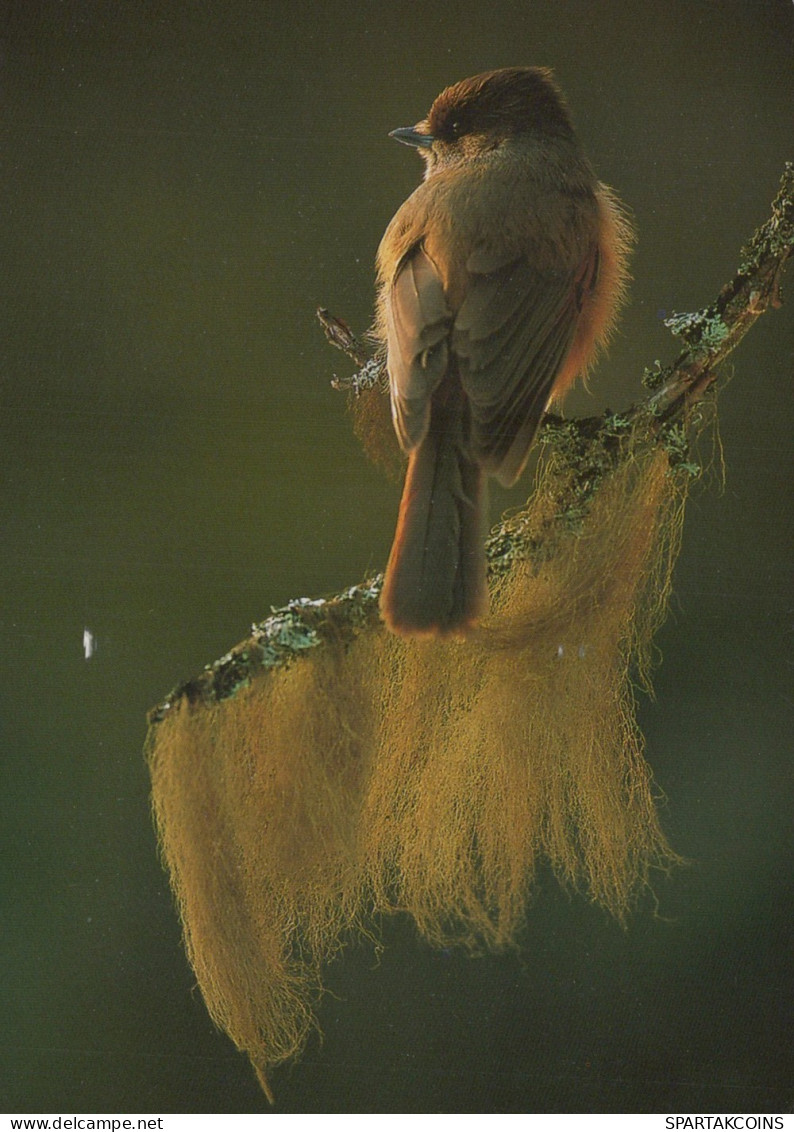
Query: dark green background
xmin=2 ymin=0 xmax=792 ymax=1114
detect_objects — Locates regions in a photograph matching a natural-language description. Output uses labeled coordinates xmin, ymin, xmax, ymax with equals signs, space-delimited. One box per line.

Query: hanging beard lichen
xmin=146 ymin=421 xmax=694 ymax=1096
xmin=144 ymin=165 xmax=793 ymax=1098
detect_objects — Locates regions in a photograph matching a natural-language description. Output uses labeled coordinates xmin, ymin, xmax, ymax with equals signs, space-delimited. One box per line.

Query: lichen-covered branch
xmin=148 ymin=163 xmax=793 ymax=726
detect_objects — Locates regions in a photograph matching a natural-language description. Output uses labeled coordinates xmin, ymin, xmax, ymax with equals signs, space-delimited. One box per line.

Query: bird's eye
xmin=449 ymin=119 xmax=462 ymax=138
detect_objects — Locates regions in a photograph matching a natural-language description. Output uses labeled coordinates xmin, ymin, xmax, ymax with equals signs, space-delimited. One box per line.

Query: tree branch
xmin=148 ymin=163 xmax=793 ymax=727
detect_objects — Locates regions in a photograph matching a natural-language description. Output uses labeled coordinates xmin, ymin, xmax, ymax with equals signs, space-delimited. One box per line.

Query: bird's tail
xmin=380 ymin=403 xmax=487 ymax=639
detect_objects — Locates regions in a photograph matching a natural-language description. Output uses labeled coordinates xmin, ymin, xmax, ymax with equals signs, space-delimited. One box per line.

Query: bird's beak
xmin=389 ymin=125 xmax=435 ymax=149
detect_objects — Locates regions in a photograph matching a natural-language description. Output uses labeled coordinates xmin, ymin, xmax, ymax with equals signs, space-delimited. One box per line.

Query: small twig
xmin=316 ymin=307 xmax=385 ymax=392
xmin=316 ymin=307 xmax=368 ymax=365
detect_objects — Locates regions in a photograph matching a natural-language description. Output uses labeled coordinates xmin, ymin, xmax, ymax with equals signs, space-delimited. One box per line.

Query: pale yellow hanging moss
xmin=147 ymin=428 xmax=691 ymax=1094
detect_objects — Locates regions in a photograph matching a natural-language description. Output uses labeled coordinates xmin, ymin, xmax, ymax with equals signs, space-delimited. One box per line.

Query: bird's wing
xmin=454 ymin=245 xmax=599 ymax=486
xmin=384 ymin=244 xmax=453 ymax=452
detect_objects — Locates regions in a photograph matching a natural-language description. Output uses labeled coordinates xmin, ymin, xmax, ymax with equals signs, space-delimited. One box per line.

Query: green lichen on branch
xmin=639 ymin=162 xmax=793 ymax=420
xmin=485 ymin=407 xmax=701 ymax=580
xmin=147 ymin=582 xmax=381 ymax=723
xmin=663 ymin=309 xmax=730 ymax=349
xmin=740 ymin=161 xmax=794 ymax=268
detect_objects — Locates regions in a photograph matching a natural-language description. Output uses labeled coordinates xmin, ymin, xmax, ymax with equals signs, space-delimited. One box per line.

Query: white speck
xmin=83 ymin=628 xmax=96 ymax=659
xmin=556 ymin=644 xmax=565 ymax=659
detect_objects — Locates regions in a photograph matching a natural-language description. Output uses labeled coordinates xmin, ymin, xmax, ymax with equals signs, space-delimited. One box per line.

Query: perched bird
xmin=376 ymin=66 xmax=632 ymax=638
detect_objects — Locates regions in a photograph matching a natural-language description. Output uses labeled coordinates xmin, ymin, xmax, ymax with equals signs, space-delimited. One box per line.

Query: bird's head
xmin=389 ymin=67 xmax=574 ymax=175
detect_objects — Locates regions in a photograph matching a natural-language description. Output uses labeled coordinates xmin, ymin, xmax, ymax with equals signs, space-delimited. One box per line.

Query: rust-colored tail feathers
xmin=380 ymin=401 xmax=486 ymax=639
